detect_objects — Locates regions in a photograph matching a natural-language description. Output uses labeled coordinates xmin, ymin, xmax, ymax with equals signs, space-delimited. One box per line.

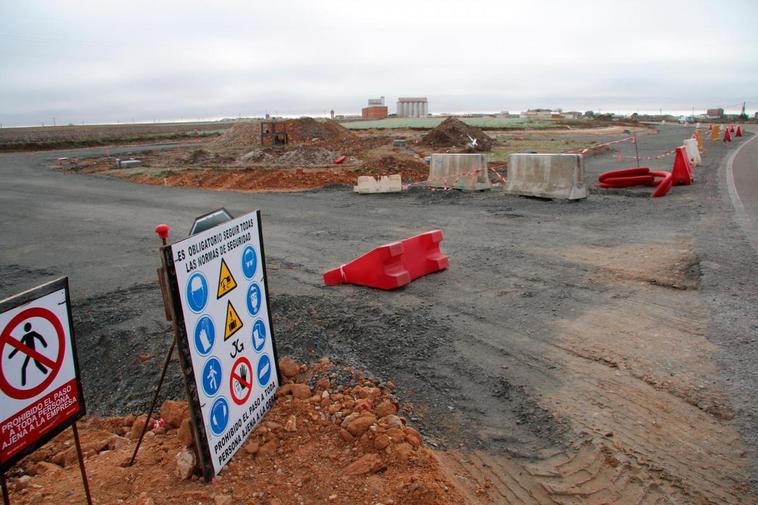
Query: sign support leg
xmin=128 ymin=338 xmax=176 ymax=466
xmin=71 ymin=423 xmax=93 ymax=505
xmin=1 ymin=473 xmax=10 ymax=505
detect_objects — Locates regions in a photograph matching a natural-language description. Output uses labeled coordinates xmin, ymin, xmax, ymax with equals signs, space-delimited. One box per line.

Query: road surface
xmin=1 ymin=128 xmax=756 ymax=503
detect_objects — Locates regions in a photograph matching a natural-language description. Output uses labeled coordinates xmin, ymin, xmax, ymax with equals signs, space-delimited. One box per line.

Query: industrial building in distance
xmin=362 ymin=97 xmax=389 ymax=119
xmin=397 ymin=97 xmax=428 ymax=118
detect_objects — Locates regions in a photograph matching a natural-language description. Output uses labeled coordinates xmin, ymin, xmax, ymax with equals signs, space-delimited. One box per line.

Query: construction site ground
xmin=0 ymin=124 xmax=757 ymax=504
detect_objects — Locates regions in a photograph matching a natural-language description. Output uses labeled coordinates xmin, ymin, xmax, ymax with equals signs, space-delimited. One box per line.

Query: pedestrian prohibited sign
xmin=0 ymin=278 xmax=85 ymax=473
xmin=164 ymin=210 xmax=280 ymax=479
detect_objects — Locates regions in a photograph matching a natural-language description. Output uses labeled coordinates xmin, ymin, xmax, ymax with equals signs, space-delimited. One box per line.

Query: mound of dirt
xmin=284 ymin=117 xmax=356 ymax=144
xmin=420 ymin=117 xmax=493 ymax=151
xmin=211 ymin=121 xmax=262 ymax=150
xmin=5 ymin=358 xmax=467 ymax=505
xmin=239 ymin=145 xmax=341 ymax=166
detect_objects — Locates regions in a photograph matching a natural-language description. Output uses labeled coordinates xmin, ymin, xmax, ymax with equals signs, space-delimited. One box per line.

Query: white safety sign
xmin=0 ymin=278 xmax=85 ymax=473
xmin=169 ymin=210 xmax=279 ymax=476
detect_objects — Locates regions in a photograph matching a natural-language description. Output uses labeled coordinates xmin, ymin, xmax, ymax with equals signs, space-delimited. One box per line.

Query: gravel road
xmin=1 ymin=126 xmax=756 ymax=503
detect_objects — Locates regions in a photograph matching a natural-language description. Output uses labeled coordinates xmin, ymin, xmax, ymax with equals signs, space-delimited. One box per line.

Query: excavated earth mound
xmin=211 ymin=121 xmax=262 ymax=150
xmin=4 ymin=358 xmax=467 ymax=505
xmin=284 ymin=117 xmax=356 ymax=144
xmin=420 ymin=117 xmax=493 ymax=151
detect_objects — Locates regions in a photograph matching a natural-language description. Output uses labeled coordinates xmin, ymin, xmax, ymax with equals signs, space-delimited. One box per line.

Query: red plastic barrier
xmin=598 ymin=167 xmax=650 ymax=183
xmin=323 ymin=230 xmax=448 ymax=290
xmin=599 ymin=175 xmax=655 ymax=188
xmin=671 ymin=147 xmax=693 ymax=185
xmin=736 ymin=126 xmax=743 ymax=137
xmin=334 ymin=155 xmax=348 ymax=164
xmin=723 ymin=129 xmax=732 ymax=142
xmin=651 ymin=171 xmax=673 ymax=197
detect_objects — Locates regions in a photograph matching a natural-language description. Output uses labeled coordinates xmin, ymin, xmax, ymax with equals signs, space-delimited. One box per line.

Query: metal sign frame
xmin=0 ymin=277 xmax=86 ymax=474
xmin=161 ymin=210 xmax=281 ymax=480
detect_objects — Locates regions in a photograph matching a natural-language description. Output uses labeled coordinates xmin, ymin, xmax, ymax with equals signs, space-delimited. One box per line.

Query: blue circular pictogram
xmin=257 ymin=354 xmax=272 ymax=387
xmin=241 ymin=246 xmax=258 ymax=280
xmin=201 ymin=356 xmax=222 ymax=397
xmin=246 ymin=283 xmax=262 ymax=316
xmin=209 ymin=397 xmax=229 ymax=436
xmin=186 ymin=272 xmax=209 ymax=313
xmin=193 ymin=315 xmax=215 ymax=356
xmin=251 ymin=320 xmax=266 ymax=352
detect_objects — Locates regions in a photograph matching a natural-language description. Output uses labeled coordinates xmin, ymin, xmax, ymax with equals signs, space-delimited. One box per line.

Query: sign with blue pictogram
xmin=193 ymin=316 xmax=215 ymax=356
xmin=251 ymin=320 xmax=266 ymax=352
xmin=186 ymin=272 xmax=208 ymax=313
xmin=166 ymin=210 xmax=280 ymax=479
xmin=209 ymin=397 xmax=229 ymax=436
xmin=201 ymin=357 xmax=222 ymax=397
xmin=241 ymin=246 xmax=257 ymax=279
xmin=257 ymin=354 xmax=272 ymax=387
xmin=246 ymin=283 xmax=262 ymax=316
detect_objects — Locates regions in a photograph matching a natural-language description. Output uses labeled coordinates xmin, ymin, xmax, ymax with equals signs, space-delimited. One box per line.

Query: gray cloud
xmin=2 ymin=0 xmax=757 ymax=126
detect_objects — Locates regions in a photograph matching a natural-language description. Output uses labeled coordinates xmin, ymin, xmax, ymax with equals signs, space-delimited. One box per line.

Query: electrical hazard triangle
xmin=224 ymin=301 xmax=243 ymax=341
xmin=217 ymin=258 xmax=238 ymax=299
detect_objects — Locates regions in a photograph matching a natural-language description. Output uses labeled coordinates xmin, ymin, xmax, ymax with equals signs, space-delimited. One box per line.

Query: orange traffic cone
xmin=736 ymin=126 xmax=743 ymax=137
xmin=724 ymin=128 xmax=732 ymax=142
xmin=671 ymin=147 xmax=693 ymax=185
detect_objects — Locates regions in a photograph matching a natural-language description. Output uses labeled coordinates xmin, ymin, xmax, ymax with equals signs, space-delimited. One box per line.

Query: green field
xmin=340 ymin=117 xmax=558 ymax=130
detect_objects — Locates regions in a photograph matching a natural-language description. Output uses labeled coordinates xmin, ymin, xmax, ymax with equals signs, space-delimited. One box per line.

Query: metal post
xmin=634 ymin=135 xmax=640 ymax=168
xmin=128 ymin=338 xmax=175 ymax=466
xmin=71 ymin=423 xmax=93 ymax=505
xmin=1 ymin=473 xmax=10 ymax=505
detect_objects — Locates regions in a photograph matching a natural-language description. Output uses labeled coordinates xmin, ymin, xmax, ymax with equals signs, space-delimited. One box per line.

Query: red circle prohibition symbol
xmin=229 ymin=356 xmax=253 ymax=405
xmin=0 ymin=307 xmax=66 ymax=400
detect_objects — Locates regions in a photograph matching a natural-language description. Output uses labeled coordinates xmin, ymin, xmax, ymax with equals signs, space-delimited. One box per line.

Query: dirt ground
xmin=2 ymin=124 xmax=757 ymax=504
xmin=4 ymin=359 xmax=468 ymax=505
xmin=64 ymin=118 xmax=646 ymax=191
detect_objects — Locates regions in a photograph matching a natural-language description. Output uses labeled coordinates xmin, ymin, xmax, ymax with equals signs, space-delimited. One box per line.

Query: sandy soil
xmin=4 ymin=359 xmax=468 ymax=505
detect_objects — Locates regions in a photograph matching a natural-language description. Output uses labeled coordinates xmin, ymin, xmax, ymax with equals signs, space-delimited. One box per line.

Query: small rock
xmin=244 ymin=440 xmax=260 ymax=455
xmin=108 ymin=434 xmax=130 ymax=450
xmin=394 ymin=442 xmax=414 ymax=461
xmin=214 ymin=494 xmax=233 ymax=505
xmin=178 ymin=418 xmax=194 ymax=447
xmin=378 ymin=415 xmax=404 ymax=428
xmin=339 ymin=428 xmax=354 ymax=443
xmin=404 ymin=427 xmax=422 ymax=447
xmin=285 ymin=415 xmax=297 ymax=432
xmin=343 ymin=453 xmax=384 ymax=476
xmin=374 ymin=400 xmax=397 ymax=418
xmin=373 ymin=434 xmax=391 ymax=450
xmin=278 ymin=356 xmax=300 ymax=378
xmin=14 ymin=475 xmax=32 ymax=490
xmin=160 ymin=400 xmax=189 ymax=429
xmin=346 ymin=414 xmax=377 ymax=437
xmin=129 ymin=415 xmax=149 ymax=440
xmin=175 ymin=447 xmax=196 ymax=480
xmin=278 ymin=383 xmax=311 ymax=399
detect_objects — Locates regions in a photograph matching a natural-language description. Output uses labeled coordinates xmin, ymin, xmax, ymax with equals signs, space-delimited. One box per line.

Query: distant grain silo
xmin=397 ymin=97 xmax=428 ymax=118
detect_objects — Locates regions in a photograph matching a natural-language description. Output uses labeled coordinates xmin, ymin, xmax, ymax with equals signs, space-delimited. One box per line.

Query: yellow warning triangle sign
xmin=217 ymin=258 xmax=238 ymax=299
xmin=224 ymin=301 xmax=243 ymax=341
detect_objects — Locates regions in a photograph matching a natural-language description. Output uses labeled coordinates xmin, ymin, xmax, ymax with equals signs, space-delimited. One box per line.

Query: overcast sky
xmin=1 ymin=0 xmax=757 ymax=126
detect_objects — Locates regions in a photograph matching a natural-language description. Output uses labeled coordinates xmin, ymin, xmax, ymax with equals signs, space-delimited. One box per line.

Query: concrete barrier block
xmin=504 ymin=153 xmax=587 ymax=200
xmin=354 ymin=174 xmax=403 ymax=194
xmin=427 ymin=153 xmax=491 ymax=191
xmin=683 ymin=139 xmax=701 ymax=166
xmin=118 ymin=159 xmax=142 ymax=169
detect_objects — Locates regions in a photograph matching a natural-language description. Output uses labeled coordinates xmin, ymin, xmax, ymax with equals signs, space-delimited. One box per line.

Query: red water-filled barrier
xmin=598 ymin=167 xmax=673 ymax=196
xmin=323 ymin=230 xmax=448 ymax=290
xmin=651 ymin=171 xmax=673 ymax=197
xmin=671 ymin=147 xmax=693 ymax=185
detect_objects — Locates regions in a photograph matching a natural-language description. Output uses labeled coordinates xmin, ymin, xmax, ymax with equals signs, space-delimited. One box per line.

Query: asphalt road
xmin=731 ymin=127 xmax=758 ymax=251
xmin=1 ymin=128 xmax=757 ymax=502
